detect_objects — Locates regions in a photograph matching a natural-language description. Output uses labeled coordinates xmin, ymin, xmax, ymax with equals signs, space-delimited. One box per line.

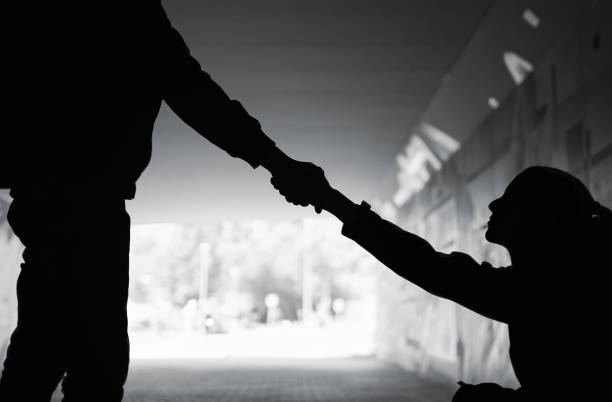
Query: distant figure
xmin=273 ymin=165 xmax=612 ymax=401
xmin=0 ymin=2 xmax=320 ymax=401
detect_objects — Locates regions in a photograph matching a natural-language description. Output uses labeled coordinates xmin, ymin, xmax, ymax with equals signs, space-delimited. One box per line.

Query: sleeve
xmin=342 ymin=202 xmax=515 ymax=323
xmin=151 ymin=2 xmax=276 ymax=168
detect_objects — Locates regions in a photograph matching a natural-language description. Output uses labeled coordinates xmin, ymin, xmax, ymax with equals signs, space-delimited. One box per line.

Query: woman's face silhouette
xmin=485 ymin=172 xmax=552 ymax=249
xmin=485 ymin=186 xmax=519 ymax=248
xmin=485 ymin=166 xmax=598 ymax=262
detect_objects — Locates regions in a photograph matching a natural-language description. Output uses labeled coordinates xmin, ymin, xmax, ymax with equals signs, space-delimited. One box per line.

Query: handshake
xmin=261 ymin=149 xmax=357 ymax=223
xmin=269 ymin=158 xmax=332 ymax=214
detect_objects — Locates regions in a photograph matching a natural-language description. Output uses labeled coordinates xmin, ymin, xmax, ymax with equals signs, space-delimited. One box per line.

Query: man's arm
xmin=149 ymin=2 xmax=325 ymax=203
xmin=151 ymin=2 xmax=286 ymax=170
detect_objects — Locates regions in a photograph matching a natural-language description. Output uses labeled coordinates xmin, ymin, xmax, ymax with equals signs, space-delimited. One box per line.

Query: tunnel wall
xmin=0 ymin=191 xmax=21 ymax=360
xmin=376 ymin=5 xmax=612 ymax=386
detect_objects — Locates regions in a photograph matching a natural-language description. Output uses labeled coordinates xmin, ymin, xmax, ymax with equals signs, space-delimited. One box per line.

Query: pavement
xmin=51 ymin=358 xmax=456 ymax=402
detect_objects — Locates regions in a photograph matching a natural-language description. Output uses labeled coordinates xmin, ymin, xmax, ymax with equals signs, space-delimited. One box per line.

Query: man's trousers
xmin=0 ymin=189 xmax=130 ymax=402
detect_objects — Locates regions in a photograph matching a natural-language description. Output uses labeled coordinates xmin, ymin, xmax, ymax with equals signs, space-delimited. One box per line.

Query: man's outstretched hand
xmin=270 ymin=160 xmax=332 ymax=214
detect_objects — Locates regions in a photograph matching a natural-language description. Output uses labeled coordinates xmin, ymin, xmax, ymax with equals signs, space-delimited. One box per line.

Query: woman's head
xmin=485 ymin=166 xmax=607 ymax=252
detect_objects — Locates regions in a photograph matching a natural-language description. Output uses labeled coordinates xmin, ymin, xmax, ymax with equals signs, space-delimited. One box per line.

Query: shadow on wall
xmin=0 ymin=192 xmax=22 ymax=360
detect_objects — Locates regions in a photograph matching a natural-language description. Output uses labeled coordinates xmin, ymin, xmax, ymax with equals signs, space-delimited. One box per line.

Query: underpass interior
xmin=2 ymin=0 xmax=612 ymax=401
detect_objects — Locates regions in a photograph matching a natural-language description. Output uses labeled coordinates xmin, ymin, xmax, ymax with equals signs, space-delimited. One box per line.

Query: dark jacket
xmin=2 ymin=0 xmax=275 ymax=197
xmin=341 ymin=202 xmax=606 ymax=400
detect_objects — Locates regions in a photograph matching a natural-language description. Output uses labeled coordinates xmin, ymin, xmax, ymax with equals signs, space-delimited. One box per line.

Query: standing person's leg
xmin=0 ymin=193 xmax=131 ymax=402
xmin=60 ymin=197 xmax=130 ymax=402
xmin=0 ymin=196 xmax=73 ymax=402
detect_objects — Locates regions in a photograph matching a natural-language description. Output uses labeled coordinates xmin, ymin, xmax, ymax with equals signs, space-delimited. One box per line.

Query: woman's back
xmin=506 ymin=255 xmax=608 ymax=398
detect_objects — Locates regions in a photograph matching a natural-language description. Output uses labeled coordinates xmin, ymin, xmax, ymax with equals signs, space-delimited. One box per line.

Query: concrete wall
xmin=0 ymin=191 xmax=21 ymax=360
xmin=376 ymin=3 xmax=612 ymax=386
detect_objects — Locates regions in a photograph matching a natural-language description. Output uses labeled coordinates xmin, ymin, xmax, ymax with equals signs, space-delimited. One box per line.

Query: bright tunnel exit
xmin=127 ymin=218 xmax=379 ymax=359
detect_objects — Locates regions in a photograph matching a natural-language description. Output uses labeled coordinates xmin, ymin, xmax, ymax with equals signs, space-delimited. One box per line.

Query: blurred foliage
xmin=129 ymin=218 xmax=378 ymax=331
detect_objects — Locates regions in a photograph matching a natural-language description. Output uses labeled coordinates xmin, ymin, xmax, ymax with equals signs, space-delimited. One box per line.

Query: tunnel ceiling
xmin=130 ymin=0 xmax=496 ymax=224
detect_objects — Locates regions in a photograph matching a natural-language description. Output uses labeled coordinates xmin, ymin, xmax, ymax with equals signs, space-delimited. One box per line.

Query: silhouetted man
xmin=0 ymin=2 xmax=319 ymax=401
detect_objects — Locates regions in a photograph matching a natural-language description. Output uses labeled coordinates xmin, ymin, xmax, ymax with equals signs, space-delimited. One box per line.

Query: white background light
xmin=522 ymin=9 xmax=540 ymax=28
xmin=488 ymin=97 xmax=500 ymax=109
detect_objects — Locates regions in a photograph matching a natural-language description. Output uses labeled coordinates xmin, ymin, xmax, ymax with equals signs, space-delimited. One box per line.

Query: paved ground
xmin=52 ymin=358 xmax=456 ymax=402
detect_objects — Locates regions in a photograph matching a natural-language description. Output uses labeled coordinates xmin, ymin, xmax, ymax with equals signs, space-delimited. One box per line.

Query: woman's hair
xmin=518 ymin=166 xmax=612 ymax=256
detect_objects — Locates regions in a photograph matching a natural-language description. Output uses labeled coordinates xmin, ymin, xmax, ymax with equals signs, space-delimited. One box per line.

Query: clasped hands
xmin=270 ymin=159 xmax=331 ymax=214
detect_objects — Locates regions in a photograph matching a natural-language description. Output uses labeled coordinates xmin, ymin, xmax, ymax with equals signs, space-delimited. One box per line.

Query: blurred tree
xmin=127 ymin=218 xmax=378 ymax=332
